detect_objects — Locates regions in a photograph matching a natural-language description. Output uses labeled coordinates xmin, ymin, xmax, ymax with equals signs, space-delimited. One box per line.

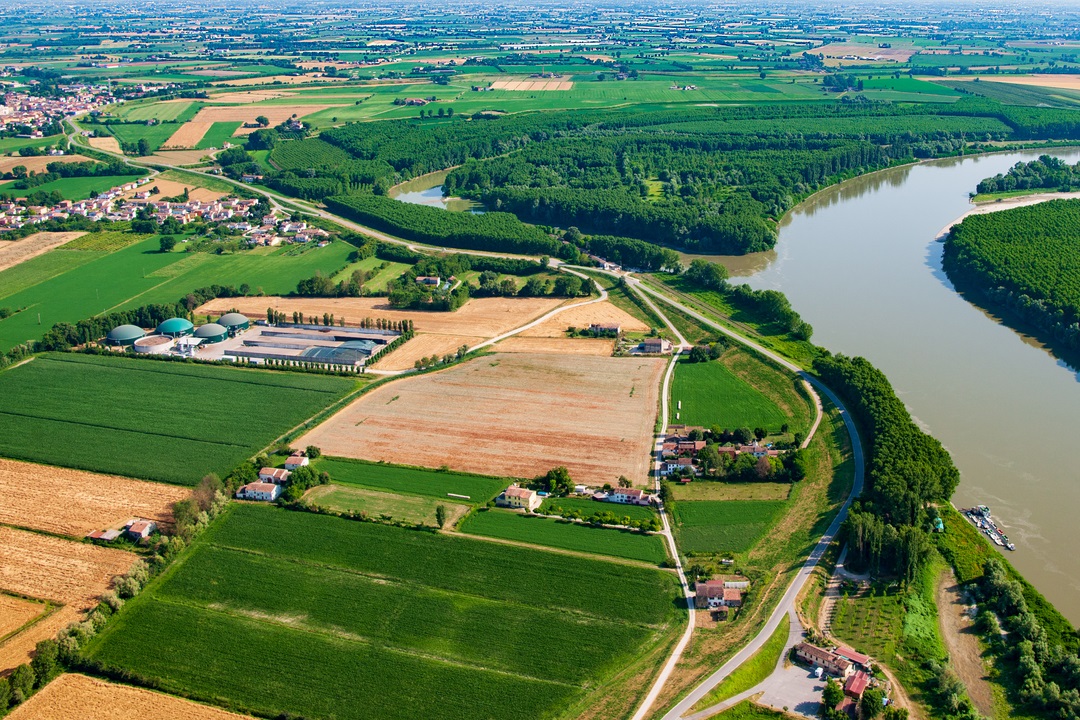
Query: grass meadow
xmin=316 ymin=457 xmax=509 ymax=502
xmin=0 ymin=353 xmax=356 ymax=484
xmin=671 ymin=500 xmax=786 ymax=553
xmin=86 ymin=504 xmax=679 ymax=720
xmin=102 ymin=123 xmax=179 ymax=153
xmin=196 ymin=122 xmax=242 ymax=150
xmin=670 ymin=357 xmax=789 ymax=432
xmin=9 ymin=174 xmax=133 ymax=201
xmin=304 ymin=484 xmax=471 ymax=526
xmin=0 ymin=235 xmax=354 ymax=351
xmin=459 ymin=508 xmax=668 ymax=564
xmin=539 ymin=496 xmax=659 ymax=522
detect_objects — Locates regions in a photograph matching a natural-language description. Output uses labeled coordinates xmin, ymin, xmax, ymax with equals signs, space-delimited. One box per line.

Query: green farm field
xmin=540 ymin=496 xmax=659 ymax=522
xmin=0 ymin=353 xmax=356 ymax=484
xmin=670 ymin=357 xmax=790 ymax=432
xmin=316 ymin=457 xmax=508 ymax=502
xmin=672 ymin=500 xmax=786 ymax=553
xmin=459 ymin=508 xmax=668 ymax=564
xmin=196 ymin=121 xmax=242 ymax=149
xmin=7 ymin=174 xmax=137 ymax=201
xmin=101 ymin=123 xmax=178 ymax=152
xmin=0 ymin=134 xmax=63 ymax=155
xmin=0 ymin=235 xmax=354 ymax=351
xmin=87 ymin=504 xmax=679 ymax=720
xmin=304 ymin=484 xmax=471 ymax=526
xmin=117 ymin=101 xmax=204 ymax=123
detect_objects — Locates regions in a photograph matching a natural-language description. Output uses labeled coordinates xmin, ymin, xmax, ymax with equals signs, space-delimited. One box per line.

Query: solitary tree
xmin=256 ymin=115 xmax=270 ymax=127
xmin=435 ymin=504 xmax=447 ymax=528
xmin=617 ymin=476 xmax=632 ymax=488
xmin=159 ymin=235 xmax=177 ymax=253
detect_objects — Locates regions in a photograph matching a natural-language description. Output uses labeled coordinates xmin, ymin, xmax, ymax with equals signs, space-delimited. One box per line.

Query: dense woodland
xmin=257 ymin=98 xmax=1080 ymax=256
xmin=943 ymin=199 xmax=1080 ymax=357
xmin=976 ymin=155 xmax=1080 ymax=195
xmin=814 ymin=354 xmax=960 ymax=580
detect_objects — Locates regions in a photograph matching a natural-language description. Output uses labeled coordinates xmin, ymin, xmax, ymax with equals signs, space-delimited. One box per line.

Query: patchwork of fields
xmin=0 ymin=354 xmax=356 ymax=485
xmin=0 ymin=235 xmax=354 ymax=351
xmin=86 ymin=504 xmax=679 ymax=720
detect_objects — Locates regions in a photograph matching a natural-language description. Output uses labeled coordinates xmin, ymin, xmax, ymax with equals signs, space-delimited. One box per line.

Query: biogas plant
xmin=105 ymin=313 xmax=400 ymax=371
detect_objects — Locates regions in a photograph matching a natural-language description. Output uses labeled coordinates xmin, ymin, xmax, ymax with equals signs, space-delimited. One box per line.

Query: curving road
xmin=614 ymin=276 xmax=865 ymax=720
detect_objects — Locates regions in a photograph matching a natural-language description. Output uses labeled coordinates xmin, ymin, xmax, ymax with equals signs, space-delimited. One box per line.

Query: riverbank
xmin=935 ymin=189 xmax=1080 ymax=240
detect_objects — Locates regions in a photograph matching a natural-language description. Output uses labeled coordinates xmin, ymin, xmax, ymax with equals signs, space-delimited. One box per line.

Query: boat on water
xmin=963 ymin=505 xmax=1016 ymax=551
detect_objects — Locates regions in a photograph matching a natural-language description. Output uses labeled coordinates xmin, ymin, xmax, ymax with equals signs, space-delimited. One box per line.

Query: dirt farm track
xmin=8 ymin=673 xmax=255 ymax=720
xmin=299 ymin=352 xmax=666 ymax=486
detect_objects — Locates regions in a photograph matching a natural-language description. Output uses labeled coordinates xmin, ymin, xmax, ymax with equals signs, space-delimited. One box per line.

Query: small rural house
xmin=694 ymin=578 xmax=748 ymax=609
xmin=497 ymin=485 xmax=542 ymax=511
xmin=87 ymin=529 xmax=122 ymax=542
xmin=659 ymin=457 xmax=697 ymax=477
xmin=794 ymin=642 xmax=853 ymax=678
xmin=259 ymin=467 xmax=291 ymax=484
xmin=640 ymin=337 xmax=673 ymax=355
xmin=834 ymin=646 xmax=871 ymax=670
xmin=844 ymin=671 xmax=871 ymax=699
xmin=237 ymin=482 xmax=283 ymax=502
xmin=125 ymin=519 xmax=157 ymax=540
xmin=415 ymin=275 xmax=441 ymax=285
xmin=285 ymin=454 xmax=310 ymax=470
xmin=608 ymin=487 xmax=652 ymax=505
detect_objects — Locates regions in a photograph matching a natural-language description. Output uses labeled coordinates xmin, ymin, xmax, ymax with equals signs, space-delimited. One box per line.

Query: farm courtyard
xmin=299 ymin=352 xmax=666 ymax=486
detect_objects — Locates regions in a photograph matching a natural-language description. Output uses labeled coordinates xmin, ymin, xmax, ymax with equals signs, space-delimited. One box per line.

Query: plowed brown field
xmin=519 ymin=300 xmax=648 ymax=338
xmin=299 ymin=352 xmax=665 ymax=486
xmin=0 ymin=459 xmax=189 ymax=537
xmin=0 ymin=595 xmax=44 ymax=639
xmin=8 ymin=673 xmax=255 ymax=720
xmin=495 ymin=337 xmax=614 ymax=356
xmin=197 ymin=295 xmax=564 ymax=338
xmin=0 ymin=232 xmax=86 ymax=273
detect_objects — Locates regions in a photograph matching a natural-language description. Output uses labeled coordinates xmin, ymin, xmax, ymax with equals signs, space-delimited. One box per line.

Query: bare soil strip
xmin=7 ymin=673 xmax=255 ymax=720
xmin=937 ymin=570 xmax=995 ymax=718
xmin=299 ymin=352 xmax=665 ymax=486
xmin=0 ymin=232 xmax=86 ymax=273
xmin=0 ymin=458 xmax=189 ymax=537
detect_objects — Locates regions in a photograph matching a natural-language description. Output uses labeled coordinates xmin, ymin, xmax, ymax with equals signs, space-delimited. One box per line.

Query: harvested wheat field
xmin=0 ymin=595 xmax=45 ymax=639
xmin=960 ymin=74 xmax=1080 ymax=91
xmin=0 ymin=526 xmax=133 ymax=607
xmin=495 ymin=337 xmax=614 ymax=356
xmin=519 ymin=299 xmax=648 ymax=338
xmin=0 ymin=459 xmax=189 ymax=538
xmin=124 ymin=178 xmax=226 ymax=203
xmin=145 ymin=149 xmax=215 ymax=166
xmin=198 ymin=296 xmax=565 ymax=339
xmin=161 ymin=121 xmax=213 ymax=149
xmin=373 ymin=333 xmax=484 ymax=371
xmin=300 ymin=352 xmax=665 ymax=486
xmin=87 ymin=137 xmax=122 ymax=153
xmin=8 ymin=673 xmax=255 ymax=720
xmin=0 ymin=607 xmax=76 ymax=674
xmin=206 ymin=90 xmax=296 ymax=104
xmin=0 ymin=154 xmax=91 ymax=174
xmin=189 ymin=105 xmax=340 ymax=135
xmin=214 ymin=73 xmax=349 ymax=87
xmin=0 ymin=232 xmax=85 ymax=273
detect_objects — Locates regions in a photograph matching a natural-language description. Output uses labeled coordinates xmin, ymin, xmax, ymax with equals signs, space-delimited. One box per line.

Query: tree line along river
xmin=717 ymin=148 xmax=1080 ymax=624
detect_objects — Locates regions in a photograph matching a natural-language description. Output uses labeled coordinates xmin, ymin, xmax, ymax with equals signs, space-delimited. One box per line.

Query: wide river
xmin=719 ymin=148 xmax=1080 ymax=623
